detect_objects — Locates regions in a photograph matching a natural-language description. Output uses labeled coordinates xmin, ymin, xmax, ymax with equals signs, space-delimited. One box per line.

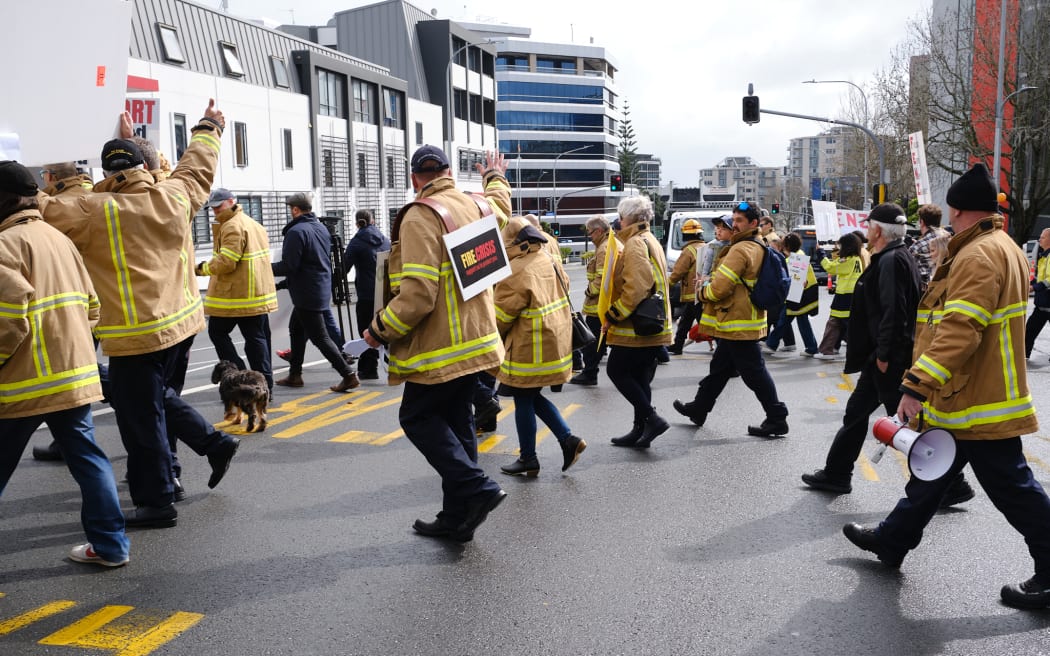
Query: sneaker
xmin=814 ymin=352 xmax=843 ymax=361
xmin=801 ymin=351 xmax=818 ymax=358
xmin=780 ymin=345 xmax=797 ymax=352
xmin=69 ymin=543 xmax=128 ymax=567
xmin=276 ymin=348 xmax=291 ymax=362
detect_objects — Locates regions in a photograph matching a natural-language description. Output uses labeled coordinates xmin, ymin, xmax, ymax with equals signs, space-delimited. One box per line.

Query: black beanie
xmin=946 ymin=162 xmax=998 ymax=212
xmin=0 ymin=160 xmax=39 ymax=196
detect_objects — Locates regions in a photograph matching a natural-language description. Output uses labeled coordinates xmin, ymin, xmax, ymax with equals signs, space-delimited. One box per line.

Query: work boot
xmin=275 ymin=374 xmax=304 ymax=387
xmin=32 ymin=440 xmax=64 ymax=462
xmin=672 ymin=399 xmax=707 ymax=426
xmin=475 ymin=398 xmax=500 ymax=433
xmin=842 ymin=523 xmax=904 ymax=568
xmin=1001 ymin=575 xmax=1050 ymax=609
xmin=568 ymin=373 xmax=598 ymax=386
xmin=801 ymin=469 xmax=852 ymax=494
xmin=611 ymin=422 xmax=644 ymax=447
xmin=330 ymin=372 xmax=360 ymax=393
xmin=500 ymin=455 xmax=540 ymax=477
xmin=633 ymin=411 xmax=670 ymax=449
xmin=747 ymin=417 xmax=789 ymax=438
xmin=667 ymin=345 xmax=684 ymax=355
xmin=560 ymin=435 xmax=587 ymax=472
xmin=939 ymin=474 xmax=976 ymax=509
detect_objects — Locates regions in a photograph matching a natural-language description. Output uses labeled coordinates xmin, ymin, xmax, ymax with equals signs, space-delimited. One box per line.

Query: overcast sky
xmin=227 ymin=0 xmax=929 ymax=187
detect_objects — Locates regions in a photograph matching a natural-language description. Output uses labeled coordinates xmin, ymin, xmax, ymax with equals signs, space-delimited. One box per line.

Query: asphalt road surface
xmin=3 ymin=264 xmax=1050 ymax=655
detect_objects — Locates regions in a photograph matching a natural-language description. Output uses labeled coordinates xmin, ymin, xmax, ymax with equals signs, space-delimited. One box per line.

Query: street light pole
xmin=445 ymin=39 xmax=493 ymax=166
xmin=803 ymin=79 xmax=870 ymax=208
xmin=552 ymin=145 xmax=588 ymax=223
xmin=993 ymin=85 xmax=1037 ymax=195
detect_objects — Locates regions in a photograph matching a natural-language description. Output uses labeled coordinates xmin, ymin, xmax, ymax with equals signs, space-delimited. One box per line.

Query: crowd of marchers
xmin=1 ymin=109 xmax=1049 ymax=610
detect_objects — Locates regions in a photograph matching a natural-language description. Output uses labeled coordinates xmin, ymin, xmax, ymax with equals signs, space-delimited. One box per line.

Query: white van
xmin=664 ymin=210 xmax=731 ymax=272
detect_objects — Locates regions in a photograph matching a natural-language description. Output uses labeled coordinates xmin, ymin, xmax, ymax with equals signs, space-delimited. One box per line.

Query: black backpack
xmin=745 ymin=240 xmax=790 ymax=311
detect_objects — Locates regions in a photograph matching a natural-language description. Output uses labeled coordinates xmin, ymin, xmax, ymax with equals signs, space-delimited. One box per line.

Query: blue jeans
xmin=767 ymin=308 xmax=818 ymax=353
xmin=511 ymin=391 xmax=572 ymax=459
xmin=0 ymin=405 xmax=129 ymax=563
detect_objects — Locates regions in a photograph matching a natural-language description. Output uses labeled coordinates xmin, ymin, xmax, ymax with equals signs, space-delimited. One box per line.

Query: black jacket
xmin=343 ymin=224 xmax=390 ymax=301
xmin=272 ymin=212 xmax=332 ymax=311
xmin=844 ymin=240 xmax=921 ymax=373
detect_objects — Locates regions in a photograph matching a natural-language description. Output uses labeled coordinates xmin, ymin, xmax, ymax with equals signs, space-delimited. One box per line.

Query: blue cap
xmin=410 ymin=145 xmax=450 ymax=173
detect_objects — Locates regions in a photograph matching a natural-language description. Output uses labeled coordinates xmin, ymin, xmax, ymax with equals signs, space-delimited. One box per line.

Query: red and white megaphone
xmin=871 ymin=416 xmax=956 ymax=481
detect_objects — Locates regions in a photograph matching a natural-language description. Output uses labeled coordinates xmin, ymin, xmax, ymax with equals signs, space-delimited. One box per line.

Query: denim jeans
xmin=768 ymin=308 xmax=818 ymax=353
xmin=0 ymin=405 xmax=129 ymax=563
xmin=511 ymin=391 xmax=572 ymax=459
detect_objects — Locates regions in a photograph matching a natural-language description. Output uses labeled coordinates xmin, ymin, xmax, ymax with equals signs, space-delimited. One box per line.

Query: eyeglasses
xmin=39 ymin=169 xmax=50 ymax=178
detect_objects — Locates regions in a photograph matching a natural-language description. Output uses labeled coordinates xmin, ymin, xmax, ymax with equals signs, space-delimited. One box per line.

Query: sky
xmin=226 ymin=0 xmax=930 ymax=187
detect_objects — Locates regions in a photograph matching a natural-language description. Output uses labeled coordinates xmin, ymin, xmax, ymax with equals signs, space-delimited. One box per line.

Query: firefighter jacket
xmin=44 ymin=174 xmax=93 ymax=197
xmin=198 ymin=204 xmax=278 ymax=317
xmin=605 ymin=222 xmax=673 ymax=347
xmin=370 ymin=171 xmax=511 ymax=385
xmin=40 ymin=118 xmax=222 ymax=357
xmin=822 ymin=254 xmax=865 ymax=318
xmin=0 ymin=210 xmax=103 ymax=418
xmin=493 ymin=238 xmax=572 ymax=389
xmin=902 ymin=216 xmax=1037 ymax=440
xmin=582 ymin=230 xmax=610 ymax=317
xmin=761 ymin=229 xmax=781 ymax=245
xmin=785 ymin=249 xmax=818 ymax=317
xmin=669 ymin=238 xmax=705 ymax=302
xmin=699 ymin=228 xmax=767 ymax=340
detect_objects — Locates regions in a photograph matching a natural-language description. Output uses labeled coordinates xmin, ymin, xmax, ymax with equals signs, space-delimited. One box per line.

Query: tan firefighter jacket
xmin=198 ymin=204 xmax=278 ymax=317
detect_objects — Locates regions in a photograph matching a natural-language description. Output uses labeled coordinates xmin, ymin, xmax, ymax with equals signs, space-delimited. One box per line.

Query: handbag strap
xmin=544 ymin=249 xmax=579 ymax=313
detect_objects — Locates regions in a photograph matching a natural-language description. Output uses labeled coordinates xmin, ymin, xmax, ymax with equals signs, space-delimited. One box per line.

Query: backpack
xmin=745 ymin=239 xmax=790 ymax=311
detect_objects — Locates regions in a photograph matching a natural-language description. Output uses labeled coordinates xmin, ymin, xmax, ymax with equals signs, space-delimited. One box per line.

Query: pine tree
xmin=618 ymin=101 xmax=638 ymax=183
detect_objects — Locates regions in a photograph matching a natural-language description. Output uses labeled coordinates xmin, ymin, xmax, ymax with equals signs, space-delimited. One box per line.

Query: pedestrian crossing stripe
xmin=0 ymin=595 xmax=202 ymax=655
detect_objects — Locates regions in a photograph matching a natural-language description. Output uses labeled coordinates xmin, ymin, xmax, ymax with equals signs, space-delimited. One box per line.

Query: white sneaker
xmin=69 ymin=543 xmax=128 ymax=568
xmin=814 ymin=352 xmax=843 ymax=361
xmin=780 ymin=345 xmax=797 ymax=352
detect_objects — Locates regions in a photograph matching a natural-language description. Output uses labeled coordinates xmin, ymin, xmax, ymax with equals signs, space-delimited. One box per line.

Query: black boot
xmin=611 ymin=422 xmax=644 ymax=447
xmin=475 ymin=397 xmax=500 ymax=433
xmin=560 ymin=435 xmax=587 ymax=472
xmin=500 ymin=455 xmax=540 ymax=477
xmin=672 ymin=399 xmax=707 ymax=426
xmin=634 ymin=411 xmax=670 ymax=448
xmin=747 ymin=417 xmax=789 ymax=438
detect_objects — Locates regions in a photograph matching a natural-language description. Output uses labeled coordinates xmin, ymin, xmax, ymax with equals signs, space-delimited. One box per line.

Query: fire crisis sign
xmin=443 ymin=214 xmax=511 ymax=300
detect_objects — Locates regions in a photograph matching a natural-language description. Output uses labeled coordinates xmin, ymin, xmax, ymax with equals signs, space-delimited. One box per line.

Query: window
xmin=468 ymin=46 xmax=481 ymax=73
xmin=172 ymin=114 xmax=187 ymax=161
xmin=469 ymin=94 xmax=482 ymax=122
xmin=415 ymin=121 xmax=423 ymax=145
xmin=452 ymin=36 xmax=467 ymax=66
xmin=496 ymin=110 xmax=604 ymax=132
xmin=497 ymin=81 xmax=604 ymax=105
xmin=318 ymin=69 xmax=345 ymax=117
xmin=233 ymin=121 xmax=248 ymax=167
xmin=453 ymin=89 xmax=468 ymax=120
xmin=458 ymin=149 xmax=484 ymax=174
xmin=382 ymin=89 xmax=402 ymax=128
xmin=219 ymin=42 xmax=245 ymax=77
xmin=157 ymin=24 xmax=185 ymax=64
xmin=281 ymin=129 xmax=293 ymax=169
xmin=496 ymin=55 xmax=529 ymax=71
xmin=357 ymin=152 xmax=367 ymax=187
xmin=323 ymin=149 xmax=334 ymax=187
xmin=270 ymin=56 xmax=289 ymax=88
xmin=352 ymin=79 xmax=376 ymax=123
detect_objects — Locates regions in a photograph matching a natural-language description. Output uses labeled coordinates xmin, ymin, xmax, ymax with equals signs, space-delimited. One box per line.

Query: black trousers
xmin=672 ymin=302 xmax=699 ymax=350
xmin=690 ymin=338 xmax=788 ymax=420
xmin=580 ymin=314 xmax=608 ymax=378
xmin=208 ymin=314 xmax=274 ymax=389
xmin=1025 ymin=307 xmax=1050 ymax=359
xmin=877 ymin=436 xmax=1050 ymax=577
xmin=823 ymin=359 xmax=906 ymax=479
xmin=354 ymin=299 xmax=380 ymax=375
xmin=288 ymin=307 xmax=352 ymax=378
xmin=400 ymin=376 xmax=502 ymax=524
xmin=607 ymin=345 xmax=660 ymax=425
xmin=108 ymin=337 xmax=232 ymax=508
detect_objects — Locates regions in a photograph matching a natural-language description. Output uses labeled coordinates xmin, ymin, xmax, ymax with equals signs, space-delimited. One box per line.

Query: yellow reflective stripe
xmin=31 ymin=314 xmax=48 ymax=377
xmin=95 ymin=297 xmax=202 ymax=338
xmin=915 ymin=354 xmax=950 ymax=385
xmin=611 ymin=299 xmax=630 ymax=317
xmin=402 ymin=263 xmax=440 ymax=281
xmin=992 ymin=303 xmax=1027 ymax=322
xmin=787 ymin=300 xmax=817 ymax=315
xmin=380 ymin=307 xmax=411 ymax=337
xmin=191 ymin=132 xmax=221 ymax=152
xmin=1000 ymin=321 xmax=1021 ymax=399
xmin=608 ymin=324 xmax=671 ymax=338
xmin=586 ymin=272 xmax=596 ymax=280
xmin=582 ymin=302 xmax=598 ymax=313
xmin=218 ymin=247 xmax=242 ymax=261
xmin=531 ymin=316 xmax=542 ymax=362
xmin=923 ymin=395 xmax=1036 ymax=429
xmin=830 ymin=308 xmax=851 ymax=318
xmin=104 ymin=200 xmax=137 ymax=326
xmin=698 ymin=314 xmax=766 ymax=332
xmin=203 ymin=293 xmax=278 ymax=309
xmin=943 ymin=299 xmax=991 ymax=326
xmin=500 ymin=354 xmax=573 ymax=377
xmin=0 ymin=364 xmax=100 ymax=404
xmin=493 ymin=305 xmax=515 ymax=323
xmin=200 ymin=262 xmax=212 ymax=276
xmin=179 ymin=250 xmax=195 ymax=304
xmin=0 ymin=353 xmax=9 ymax=366
xmin=0 ymin=300 xmax=28 ymax=319
xmin=170 ymin=192 xmax=194 ymax=223
xmin=442 ymin=265 xmax=462 ymax=344
xmin=916 ymin=309 xmax=932 ymax=322
xmin=520 ymin=297 xmax=569 ymax=319
xmin=389 ymin=332 xmax=500 ymax=375
xmin=716 ymin=263 xmax=741 ymax=285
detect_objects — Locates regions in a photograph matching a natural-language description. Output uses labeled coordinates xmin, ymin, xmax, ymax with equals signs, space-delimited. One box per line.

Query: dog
xmin=210 ymin=361 xmax=269 ymax=432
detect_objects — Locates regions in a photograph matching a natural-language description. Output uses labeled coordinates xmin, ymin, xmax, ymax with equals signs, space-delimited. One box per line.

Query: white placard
xmin=125 ymin=96 xmax=161 ymax=145
xmin=0 ymin=1 xmax=132 ymax=165
xmin=909 ymin=131 xmax=933 ymax=205
xmin=442 ymin=214 xmax=512 ymax=301
xmin=786 ymin=252 xmax=810 ymax=303
xmin=812 ymin=201 xmax=840 ymax=242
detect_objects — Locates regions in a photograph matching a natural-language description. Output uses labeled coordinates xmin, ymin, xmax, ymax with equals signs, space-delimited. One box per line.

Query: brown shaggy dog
xmin=210 ymin=361 xmax=269 ymax=432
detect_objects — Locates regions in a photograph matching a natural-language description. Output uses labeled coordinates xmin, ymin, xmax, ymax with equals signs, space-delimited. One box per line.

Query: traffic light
xmin=550 ymin=222 xmax=560 ymax=236
xmin=872 ymin=183 xmax=886 ymax=204
xmin=771 ymin=203 xmax=780 ymax=214
xmin=610 ymin=174 xmax=623 ymax=192
xmin=742 ymin=95 xmax=760 ymax=125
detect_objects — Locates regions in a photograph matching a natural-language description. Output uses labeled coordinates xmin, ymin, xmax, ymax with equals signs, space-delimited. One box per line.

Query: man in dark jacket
xmin=272 ymin=193 xmax=358 ymax=392
xmin=343 ymin=209 xmax=390 ymax=380
xmin=801 ymin=203 xmax=974 ymax=505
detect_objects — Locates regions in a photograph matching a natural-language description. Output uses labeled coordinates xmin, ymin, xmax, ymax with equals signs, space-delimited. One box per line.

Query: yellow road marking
xmin=478 ymin=434 xmax=508 ymax=453
xmin=39 ymin=605 xmax=203 ymax=656
xmin=371 ymin=428 xmax=404 ymax=446
xmin=825 ymin=397 xmax=839 ymax=404
xmin=1024 ymin=450 xmax=1050 ymax=474
xmin=891 ymin=448 xmax=910 ymax=477
xmin=816 ymin=372 xmax=827 ymax=378
xmin=274 ymin=392 xmax=393 ymax=439
xmin=0 ymin=600 xmax=76 ymax=636
xmin=856 ymin=451 xmax=880 ymax=482
xmin=328 ymin=430 xmax=384 ymax=444
xmin=839 ymin=373 xmax=855 ymax=392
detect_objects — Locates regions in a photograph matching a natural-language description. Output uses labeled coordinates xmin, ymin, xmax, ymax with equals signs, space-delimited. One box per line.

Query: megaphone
xmin=871 ymin=416 xmax=956 ymax=481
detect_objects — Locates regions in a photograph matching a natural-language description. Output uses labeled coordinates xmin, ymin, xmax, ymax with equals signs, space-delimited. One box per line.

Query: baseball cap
xmin=207 ymin=188 xmax=235 ymax=208
xmin=100 ymin=139 xmax=145 ymax=171
xmin=410 ymin=145 xmax=450 ymax=173
xmin=711 ymin=215 xmax=731 ymax=228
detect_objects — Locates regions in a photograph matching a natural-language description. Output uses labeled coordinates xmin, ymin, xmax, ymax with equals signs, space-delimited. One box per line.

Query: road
xmin=3 ymin=263 xmax=1050 ymax=655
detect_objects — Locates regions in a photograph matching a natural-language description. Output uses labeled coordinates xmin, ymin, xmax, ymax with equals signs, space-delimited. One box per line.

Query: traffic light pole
xmin=758 ymin=107 xmax=886 ymax=204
